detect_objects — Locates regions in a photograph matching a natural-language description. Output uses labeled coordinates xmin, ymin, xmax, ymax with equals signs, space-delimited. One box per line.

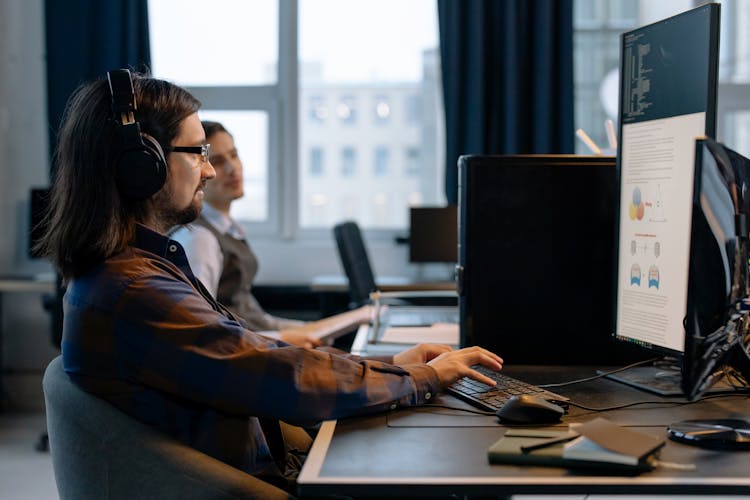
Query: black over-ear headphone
xmin=107 ymin=69 xmax=167 ymax=199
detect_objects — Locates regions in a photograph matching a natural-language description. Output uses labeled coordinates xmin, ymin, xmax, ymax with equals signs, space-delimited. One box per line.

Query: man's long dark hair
xmin=37 ymin=73 xmax=201 ymax=279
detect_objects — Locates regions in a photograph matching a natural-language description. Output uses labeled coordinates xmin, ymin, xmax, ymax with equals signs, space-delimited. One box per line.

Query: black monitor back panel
xmin=409 ymin=205 xmax=458 ymax=263
xmin=458 ymin=155 xmax=647 ymax=365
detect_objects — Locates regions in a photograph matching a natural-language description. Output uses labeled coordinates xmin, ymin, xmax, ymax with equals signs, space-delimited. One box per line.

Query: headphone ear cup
xmin=114 ymin=133 xmax=167 ymax=199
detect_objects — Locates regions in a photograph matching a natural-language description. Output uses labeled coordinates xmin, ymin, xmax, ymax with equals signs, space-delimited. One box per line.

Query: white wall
xmin=0 ymin=0 xmax=58 ymax=411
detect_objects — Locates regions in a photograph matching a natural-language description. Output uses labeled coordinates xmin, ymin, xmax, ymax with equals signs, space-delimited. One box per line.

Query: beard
xmin=152 ymin=184 xmax=202 ymax=231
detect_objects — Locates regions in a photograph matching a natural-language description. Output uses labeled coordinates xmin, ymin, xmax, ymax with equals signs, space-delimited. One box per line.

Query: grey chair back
xmin=42 ymin=356 xmax=293 ymax=500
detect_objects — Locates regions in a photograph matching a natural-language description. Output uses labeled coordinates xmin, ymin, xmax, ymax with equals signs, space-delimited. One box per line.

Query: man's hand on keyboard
xmin=426 ymin=346 xmax=504 ymax=387
xmin=392 ymin=343 xmax=453 ymax=365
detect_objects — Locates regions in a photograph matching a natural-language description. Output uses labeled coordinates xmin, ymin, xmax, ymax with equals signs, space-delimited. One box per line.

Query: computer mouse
xmin=495 ymin=395 xmax=566 ymax=424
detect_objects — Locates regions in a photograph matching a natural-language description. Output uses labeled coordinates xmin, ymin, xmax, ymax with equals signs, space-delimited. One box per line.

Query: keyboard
xmin=446 ymin=365 xmax=569 ymax=412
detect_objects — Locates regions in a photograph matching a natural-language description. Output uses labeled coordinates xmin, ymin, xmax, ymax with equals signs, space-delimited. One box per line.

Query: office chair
xmin=35 ymin=275 xmax=64 ymax=452
xmin=42 ymin=356 xmax=295 ymax=500
xmin=332 ymin=220 xmax=457 ymax=328
xmin=333 ymin=221 xmax=378 ymax=307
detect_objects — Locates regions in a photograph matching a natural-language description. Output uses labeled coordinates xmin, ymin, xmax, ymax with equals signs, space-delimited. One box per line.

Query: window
xmin=309 ymin=147 xmax=324 ymax=176
xmin=299 ymin=0 xmax=444 ymax=229
xmin=341 ymin=147 xmax=357 ymax=177
xmin=373 ymin=95 xmax=391 ymax=124
xmin=573 ymin=0 xmax=750 ymax=159
xmin=405 ymin=147 xmax=420 ymax=176
xmin=152 ymin=0 xmax=445 ymax=234
xmin=404 ymin=94 xmax=420 ymax=125
xmin=149 ymin=0 xmax=278 ymax=86
xmin=309 ymin=95 xmax=328 ymax=123
xmin=149 ymin=0 xmax=280 ymax=233
xmin=199 ymin=110 xmax=270 ymax=222
xmin=337 ymin=95 xmax=357 ymax=125
xmin=373 ymin=146 xmax=389 ymax=177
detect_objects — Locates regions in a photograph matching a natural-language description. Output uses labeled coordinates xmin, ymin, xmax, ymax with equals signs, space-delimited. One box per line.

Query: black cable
xmin=420 ymin=390 xmax=749 ymax=416
xmin=567 ymin=391 xmax=750 ymax=413
xmin=537 ymin=356 xmax=662 ymax=389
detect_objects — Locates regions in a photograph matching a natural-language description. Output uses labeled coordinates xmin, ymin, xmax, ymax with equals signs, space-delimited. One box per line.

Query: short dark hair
xmin=37 ymin=73 xmax=201 ymax=279
xmin=201 ymin=120 xmax=230 ymax=140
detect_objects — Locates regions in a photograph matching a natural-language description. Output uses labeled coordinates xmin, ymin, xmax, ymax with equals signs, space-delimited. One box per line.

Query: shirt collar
xmin=202 ymin=203 xmax=245 ymax=239
xmin=133 ymin=223 xmax=195 ymax=278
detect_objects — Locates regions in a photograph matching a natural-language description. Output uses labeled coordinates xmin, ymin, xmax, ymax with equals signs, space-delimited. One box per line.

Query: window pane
xmin=309 ymin=147 xmax=325 ymax=176
xmin=373 ymin=146 xmax=389 ymax=177
xmin=148 ymin=0 xmax=278 ymax=86
xmin=299 ymin=0 xmax=444 ymax=229
xmin=574 ymin=0 xmax=750 ymax=157
xmin=341 ymin=147 xmax=357 ymax=177
xmin=573 ymin=0 xmax=693 ymax=155
xmin=198 ymin=110 xmax=269 ymax=221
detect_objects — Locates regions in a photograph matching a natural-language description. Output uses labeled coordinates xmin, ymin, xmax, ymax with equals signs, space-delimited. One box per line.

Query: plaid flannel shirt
xmin=61 ymin=224 xmax=440 ymax=474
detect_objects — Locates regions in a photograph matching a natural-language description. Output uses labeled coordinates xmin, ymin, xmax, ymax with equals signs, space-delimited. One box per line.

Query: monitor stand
xmin=602 ymin=364 xmax=683 ymax=396
xmin=599 ymin=359 xmax=738 ymax=397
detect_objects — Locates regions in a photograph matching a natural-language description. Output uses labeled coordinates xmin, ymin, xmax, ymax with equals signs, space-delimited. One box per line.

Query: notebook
xmin=487 ymin=418 xmax=664 ymax=473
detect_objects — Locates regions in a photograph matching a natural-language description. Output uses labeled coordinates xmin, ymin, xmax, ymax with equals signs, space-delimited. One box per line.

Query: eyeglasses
xmin=165 ymin=144 xmax=211 ymax=163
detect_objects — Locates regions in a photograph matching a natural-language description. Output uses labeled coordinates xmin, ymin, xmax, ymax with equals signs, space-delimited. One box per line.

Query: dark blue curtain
xmin=438 ymin=0 xmax=574 ymax=203
xmin=45 ymin=0 xmax=151 ymax=171
xmin=43 ymin=0 xmax=150 ymax=348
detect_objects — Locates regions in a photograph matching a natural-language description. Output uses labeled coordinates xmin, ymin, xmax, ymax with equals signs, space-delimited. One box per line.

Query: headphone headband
xmin=108 ymin=69 xmax=138 ymax=125
xmin=106 ymin=69 xmax=167 ymax=199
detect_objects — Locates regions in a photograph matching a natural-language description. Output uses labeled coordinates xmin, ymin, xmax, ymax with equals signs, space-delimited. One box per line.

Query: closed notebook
xmin=488 ymin=418 xmax=664 ymax=473
xmin=563 ymin=418 xmax=664 ymax=466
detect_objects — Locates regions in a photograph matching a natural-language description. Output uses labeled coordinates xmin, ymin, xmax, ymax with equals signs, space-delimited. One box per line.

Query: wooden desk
xmin=298 ymin=365 xmax=750 ymax=498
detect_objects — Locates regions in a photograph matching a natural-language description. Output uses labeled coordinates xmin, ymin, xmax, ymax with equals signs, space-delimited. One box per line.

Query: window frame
xmin=182 ymin=0 xmax=426 ymax=244
xmin=183 ymin=0 xmax=298 ymax=239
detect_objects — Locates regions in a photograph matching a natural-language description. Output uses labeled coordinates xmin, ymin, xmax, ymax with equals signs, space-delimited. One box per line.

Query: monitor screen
xmin=409 ymin=206 xmax=458 ymax=263
xmin=458 ymin=154 xmax=647 ymax=365
xmin=614 ymin=4 xmax=720 ymax=356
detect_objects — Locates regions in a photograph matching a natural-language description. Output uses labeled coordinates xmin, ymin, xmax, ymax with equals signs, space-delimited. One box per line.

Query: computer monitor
xmin=680 ymin=138 xmax=750 ymax=398
xmin=457 ymin=154 xmax=648 ymax=365
xmin=611 ymin=4 xmax=722 ymax=395
xmin=409 ymin=205 xmax=458 ymax=263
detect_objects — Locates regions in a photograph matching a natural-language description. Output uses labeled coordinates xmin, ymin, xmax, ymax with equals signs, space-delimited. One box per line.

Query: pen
xmin=520 ymin=433 xmax=580 ymax=453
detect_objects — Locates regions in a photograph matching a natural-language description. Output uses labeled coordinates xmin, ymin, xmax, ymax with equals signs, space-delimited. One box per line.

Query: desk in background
xmin=298 ymin=364 xmax=750 ymax=498
xmin=310 ymin=274 xmax=456 ymax=293
xmin=0 ymin=274 xmax=56 ymax=410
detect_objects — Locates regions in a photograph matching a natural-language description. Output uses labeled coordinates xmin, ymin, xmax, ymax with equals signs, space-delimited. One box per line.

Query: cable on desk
xmin=536 ymin=356 xmax=662 ymax=389
xmin=567 ymin=391 xmax=750 ymax=413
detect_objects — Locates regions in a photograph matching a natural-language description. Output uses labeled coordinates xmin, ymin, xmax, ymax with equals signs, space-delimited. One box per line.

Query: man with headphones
xmin=36 ymin=69 xmax=504 ymax=489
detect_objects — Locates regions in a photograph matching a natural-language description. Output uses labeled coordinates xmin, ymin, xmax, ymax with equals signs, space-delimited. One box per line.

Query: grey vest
xmin=192 ymin=216 xmax=276 ymax=331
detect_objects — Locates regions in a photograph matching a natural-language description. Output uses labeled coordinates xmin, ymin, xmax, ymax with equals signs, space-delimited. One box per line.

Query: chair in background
xmin=42 ymin=356 xmax=294 ymax=500
xmin=332 ymin=220 xmax=457 ymax=309
xmin=333 ymin=221 xmax=378 ymax=307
